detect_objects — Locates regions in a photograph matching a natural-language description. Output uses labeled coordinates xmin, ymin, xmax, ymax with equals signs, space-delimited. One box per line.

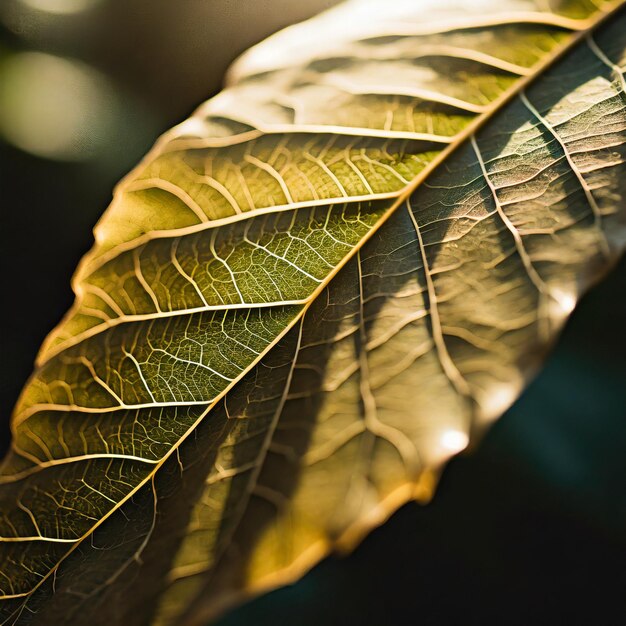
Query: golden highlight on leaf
xmin=1 ymin=0 xmax=625 ymax=624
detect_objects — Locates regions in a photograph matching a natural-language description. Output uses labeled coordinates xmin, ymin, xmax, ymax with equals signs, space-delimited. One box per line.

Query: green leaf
xmin=1 ymin=0 xmax=625 ymax=624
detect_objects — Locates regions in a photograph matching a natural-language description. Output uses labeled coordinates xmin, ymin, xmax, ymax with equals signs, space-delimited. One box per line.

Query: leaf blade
xmin=1 ymin=1 xmax=625 ymax=624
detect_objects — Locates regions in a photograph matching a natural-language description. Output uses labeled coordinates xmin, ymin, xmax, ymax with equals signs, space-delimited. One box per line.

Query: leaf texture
xmin=1 ymin=1 xmax=625 ymax=624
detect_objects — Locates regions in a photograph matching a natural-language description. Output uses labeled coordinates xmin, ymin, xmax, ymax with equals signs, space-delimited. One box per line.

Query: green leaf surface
xmin=1 ymin=0 xmax=625 ymax=624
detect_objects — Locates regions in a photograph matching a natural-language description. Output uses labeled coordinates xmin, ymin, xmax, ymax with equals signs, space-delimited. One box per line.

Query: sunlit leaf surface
xmin=1 ymin=0 xmax=625 ymax=624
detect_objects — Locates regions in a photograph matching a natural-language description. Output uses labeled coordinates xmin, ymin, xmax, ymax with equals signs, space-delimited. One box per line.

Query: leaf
xmin=1 ymin=0 xmax=625 ymax=624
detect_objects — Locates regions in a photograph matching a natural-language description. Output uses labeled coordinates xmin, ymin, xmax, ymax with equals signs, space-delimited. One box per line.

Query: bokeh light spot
xmin=19 ymin=0 xmax=101 ymax=15
xmin=0 ymin=52 xmax=118 ymax=161
xmin=439 ymin=429 xmax=469 ymax=453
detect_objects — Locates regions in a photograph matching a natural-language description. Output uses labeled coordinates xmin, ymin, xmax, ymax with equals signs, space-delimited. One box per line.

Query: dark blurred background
xmin=0 ymin=2 xmax=625 ymax=625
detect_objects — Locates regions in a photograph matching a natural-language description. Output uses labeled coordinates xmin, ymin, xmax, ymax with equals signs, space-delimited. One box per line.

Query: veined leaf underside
xmin=1 ymin=1 xmax=625 ymax=624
